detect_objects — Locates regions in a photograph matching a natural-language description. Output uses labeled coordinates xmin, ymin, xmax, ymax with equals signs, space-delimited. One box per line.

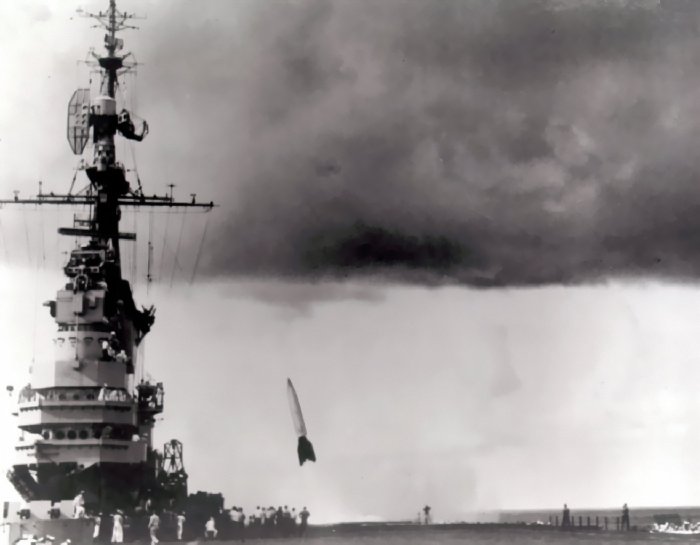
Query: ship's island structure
xmin=0 ymin=2 xmax=222 ymax=543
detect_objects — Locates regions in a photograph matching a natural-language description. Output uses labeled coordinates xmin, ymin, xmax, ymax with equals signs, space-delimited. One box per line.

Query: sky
xmin=2 ymin=0 xmax=700 ymax=524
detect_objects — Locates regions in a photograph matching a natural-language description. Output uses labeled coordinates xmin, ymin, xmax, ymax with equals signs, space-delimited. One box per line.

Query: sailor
xmin=176 ymin=512 xmax=186 ymax=541
xmin=266 ymin=506 xmax=276 ymax=529
xmin=228 ymin=508 xmax=240 ymax=541
xmin=255 ymin=506 xmax=262 ymax=526
xmin=98 ymin=383 xmax=108 ymax=401
xmin=238 ymin=508 xmax=247 ymax=541
xmin=274 ymin=506 xmax=283 ymax=534
xmin=108 ymin=332 xmax=120 ymax=356
xmin=48 ymin=501 xmax=61 ymax=520
xmin=561 ymin=504 xmax=571 ymax=528
xmin=72 ymin=491 xmax=85 ymax=518
xmin=74 ymin=273 xmax=88 ymax=292
xmin=282 ymin=506 xmax=292 ymax=536
xmin=204 ymin=516 xmax=217 ymax=540
xmin=423 ymin=505 xmax=431 ymax=525
xmin=621 ymin=503 xmax=630 ymax=531
xmin=147 ymin=511 xmax=160 ymax=545
xmin=299 ymin=507 xmax=310 ymax=536
xmin=93 ymin=513 xmax=101 ymax=539
xmin=111 ymin=510 xmax=124 ymax=543
xmin=101 ymin=337 xmax=112 ymax=360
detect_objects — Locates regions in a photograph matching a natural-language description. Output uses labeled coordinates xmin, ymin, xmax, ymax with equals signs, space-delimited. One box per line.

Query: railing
xmin=19 ymin=398 xmax=132 ymax=406
xmin=550 ymin=514 xmax=631 ymax=531
xmin=18 ymin=398 xmax=133 ymax=410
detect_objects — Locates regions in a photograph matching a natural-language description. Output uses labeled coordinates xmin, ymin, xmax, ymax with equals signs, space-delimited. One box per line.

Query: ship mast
xmin=0 ymin=0 xmax=214 ymax=247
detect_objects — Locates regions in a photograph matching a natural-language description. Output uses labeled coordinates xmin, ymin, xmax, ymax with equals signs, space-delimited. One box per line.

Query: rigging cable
xmin=31 ymin=214 xmax=41 ymax=365
xmin=147 ymin=209 xmax=154 ymax=295
xmin=39 ymin=207 xmax=46 ymax=267
xmin=159 ymin=208 xmax=171 ymax=282
xmin=0 ymin=214 xmax=9 ymax=264
xmin=23 ymin=208 xmax=32 ymax=267
xmin=190 ymin=212 xmax=211 ymax=285
xmin=169 ymin=211 xmax=187 ymax=287
xmin=54 ymin=207 xmax=59 ymax=269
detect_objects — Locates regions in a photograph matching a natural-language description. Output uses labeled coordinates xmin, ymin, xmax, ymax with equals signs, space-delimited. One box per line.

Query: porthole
xmin=78 ymin=430 xmax=88 ymax=440
xmin=58 ymin=394 xmax=66 ymax=401
xmin=42 ymin=430 xmax=50 ymax=440
xmin=67 ymin=430 xmax=77 ymax=440
xmin=55 ymin=431 xmax=65 ymax=440
xmin=72 ymin=393 xmax=80 ymax=401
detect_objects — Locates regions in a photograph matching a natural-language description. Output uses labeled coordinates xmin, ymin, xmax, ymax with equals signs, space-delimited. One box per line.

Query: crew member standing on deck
xmin=282 ymin=506 xmax=292 ymax=536
xmin=259 ymin=506 xmax=266 ymax=528
xmin=176 ymin=512 xmax=186 ymax=541
xmin=562 ymin=504 xmax=571 ymax=528
xmin=112 ymin=510 xmax=124 ymax=543
xmin=266 ymin=506 xmax=276 ymax=532
xmin=299 ymin=507 xmax=310 ymax=537
xmin=73 ymin=490 xmax=86 ymax=518
xmin=204 ymin=516 xmax=217 ymax=540
xmin=148 ymin=511 xmax=160 ymax=545
xmin=238 ymin=507 xmax=247 ymax=542
xmin=93 ymin=512 xmax=102 ymax=540
xmin=621 ymin=504 xmax=630 ymax=531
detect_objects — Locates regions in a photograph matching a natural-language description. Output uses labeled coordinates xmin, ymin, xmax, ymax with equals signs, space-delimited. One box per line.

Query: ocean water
xmin=176 ymin=507 xmax=700 ymax=545
xmin=203 ymin=527 xmax=699 ymax=545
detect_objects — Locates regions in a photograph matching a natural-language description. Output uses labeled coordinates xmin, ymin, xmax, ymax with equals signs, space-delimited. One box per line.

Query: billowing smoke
xmin=145 ymin=0 xmax=700 ymax=286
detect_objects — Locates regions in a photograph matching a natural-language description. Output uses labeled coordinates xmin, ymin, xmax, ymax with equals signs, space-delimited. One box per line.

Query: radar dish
xmin=67 ymin=88 xmax=91 ymax=155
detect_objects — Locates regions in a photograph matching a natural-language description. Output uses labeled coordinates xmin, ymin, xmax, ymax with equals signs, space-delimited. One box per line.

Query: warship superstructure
xmin=0 ymin=2 xmax=214 ymax=542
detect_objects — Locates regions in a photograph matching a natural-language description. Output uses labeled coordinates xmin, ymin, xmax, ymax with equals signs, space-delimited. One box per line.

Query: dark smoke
xmin=145 ymin=0 xmax=700 ymax=286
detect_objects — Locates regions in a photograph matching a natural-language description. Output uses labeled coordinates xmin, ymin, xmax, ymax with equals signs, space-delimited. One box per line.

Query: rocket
xmin=287 ymin=378 xmax=316 ymax=465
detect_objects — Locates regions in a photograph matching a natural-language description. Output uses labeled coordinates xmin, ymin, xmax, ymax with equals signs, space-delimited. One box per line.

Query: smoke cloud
xmin=144 ymin=0 xmax=700 ymax=286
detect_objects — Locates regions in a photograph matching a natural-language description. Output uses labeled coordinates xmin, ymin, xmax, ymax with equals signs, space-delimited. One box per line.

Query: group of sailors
xmin=72 ymin=492 xmax=311 ymax=543
xmin=101 ymin=331 xmax=128 ymax=363
xmin=205 ymin=505 xmax=312 ymax=540
xmin=89 ymin=509 xmax=159 ymax=545
xmin=97 ymin=385 xmax=129 ymax=402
